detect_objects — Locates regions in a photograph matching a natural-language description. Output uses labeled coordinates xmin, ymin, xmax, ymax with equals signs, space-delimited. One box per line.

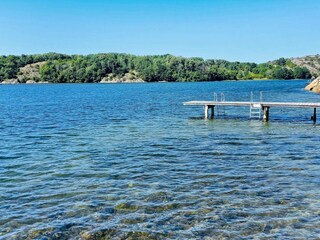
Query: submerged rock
xmin=81 ymin=228 xmax=119 ymax=240
xmin=114 ymin=202 xmax=139 ymax=212
xmin=305 ymin=76 xmax=320 ymax=93
xmin=81 ymin=228 xmax=164 ymax=240
xmin=27 ymin=227 xmax=56 ymax=239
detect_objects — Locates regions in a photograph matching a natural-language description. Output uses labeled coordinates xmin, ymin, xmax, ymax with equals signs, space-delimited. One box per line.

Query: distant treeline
xmin=0 ymin=53 xmax=312 ymax=83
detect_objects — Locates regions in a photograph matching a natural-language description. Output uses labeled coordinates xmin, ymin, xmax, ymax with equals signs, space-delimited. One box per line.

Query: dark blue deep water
xmin=1 ymin=80 xmax=320 ymax=239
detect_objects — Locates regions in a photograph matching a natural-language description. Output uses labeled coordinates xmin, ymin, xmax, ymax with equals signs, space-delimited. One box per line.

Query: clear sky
xmin=0 ymin=0 xmax=319 ymax=62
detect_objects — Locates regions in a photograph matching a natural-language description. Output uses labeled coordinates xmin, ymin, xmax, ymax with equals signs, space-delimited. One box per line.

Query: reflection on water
xmin=1 ymin=80 xmax=320 ymax=239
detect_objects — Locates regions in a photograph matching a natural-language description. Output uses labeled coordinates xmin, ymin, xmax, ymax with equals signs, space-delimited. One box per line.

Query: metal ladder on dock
xmin=249 ymin=91 xmax=263 ymax=119
xmin=214 ymin=92 xmax=226 ymax=117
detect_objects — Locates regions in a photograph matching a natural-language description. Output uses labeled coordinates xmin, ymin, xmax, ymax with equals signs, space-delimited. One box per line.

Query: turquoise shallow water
xmin=1 ymin=80 xmax=320 ymax=239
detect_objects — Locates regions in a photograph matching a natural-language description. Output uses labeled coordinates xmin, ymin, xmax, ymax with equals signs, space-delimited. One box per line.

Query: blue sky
xmin=0 ymin=0 xmax=319 ymax=62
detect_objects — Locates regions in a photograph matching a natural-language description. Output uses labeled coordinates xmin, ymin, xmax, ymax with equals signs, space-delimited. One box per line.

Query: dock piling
xmin=313 ymin=108 xmax=317 ymax=124
xmin=204 ymin=105 xmax=209 ymax=119
xmin=204 ymin=105 xmax=215 ymax=119
xmin=210 ymin=106 xmax=215 ymax=119
xmin=263 ymin=106 xmax=270 ymax=122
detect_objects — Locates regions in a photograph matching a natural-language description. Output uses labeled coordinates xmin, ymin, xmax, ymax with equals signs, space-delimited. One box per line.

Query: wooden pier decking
xmin=183 ymin=101 xmax=320 ymax=123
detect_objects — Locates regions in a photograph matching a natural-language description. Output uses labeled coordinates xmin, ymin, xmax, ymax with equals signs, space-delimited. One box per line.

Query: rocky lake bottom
xmin=1 ymin=80 xmax=320 ymax=239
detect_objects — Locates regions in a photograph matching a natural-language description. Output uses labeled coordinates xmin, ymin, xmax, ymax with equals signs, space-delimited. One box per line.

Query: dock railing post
xmin=313 ymin=108 xmax=317 ymax=124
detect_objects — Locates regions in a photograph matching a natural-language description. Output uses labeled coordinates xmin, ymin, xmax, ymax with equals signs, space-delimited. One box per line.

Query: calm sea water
xmin=1 ymin=80 xmax=320 ymax=239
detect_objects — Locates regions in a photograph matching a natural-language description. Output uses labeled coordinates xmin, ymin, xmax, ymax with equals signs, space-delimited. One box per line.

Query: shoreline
xmin=0 ymin=78 xmax=310 ymax=85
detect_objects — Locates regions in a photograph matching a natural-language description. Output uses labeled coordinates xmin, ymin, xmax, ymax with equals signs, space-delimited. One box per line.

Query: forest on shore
xmin=0 ymin=53 xmax=312 ymax=84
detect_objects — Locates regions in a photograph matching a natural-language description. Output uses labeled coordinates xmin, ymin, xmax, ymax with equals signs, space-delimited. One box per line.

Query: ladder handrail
xmin=251 ymin=91 xmax=263 ymax=102
xmin=221 ymin=93 xmax=225 ymax=102
xmin=213 ymin=92 xmax=226 ymax=116
xmin=213 ymin=92 xmax=218 ymax=102
xmin=249 ymin=91 xmax=262 ymax=119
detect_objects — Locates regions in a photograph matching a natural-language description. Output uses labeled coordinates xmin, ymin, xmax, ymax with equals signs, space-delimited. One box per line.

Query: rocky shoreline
xmin=305 ymin=76 xmax=320 ymax=93
xmin=0 ymin=70 xmax=144 ymax=85
xmin=0 ymin=80 xmax=145 ymax=84
xmin=0 ymin=79 xmax=50 ymax=84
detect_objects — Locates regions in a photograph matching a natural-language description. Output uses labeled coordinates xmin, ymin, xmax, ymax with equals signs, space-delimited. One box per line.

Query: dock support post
xmin=204 ymin=105 xmax=209 ymax=119
xmin=210 ymin=106 xmax=215 ymax=119
xmin=263 ymin=106 xmax=270 ymax=122
xmin=313 ymin=108 xmax=317 ymax=124
xmin=205 ymin=105 xmax=215 ymax=119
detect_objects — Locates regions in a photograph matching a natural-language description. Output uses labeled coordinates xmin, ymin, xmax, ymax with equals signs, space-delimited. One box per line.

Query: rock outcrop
xmin=305 ymin=76 xmax=320 ymax=93
xmin=17 ymin=61 xmax=46 ymax=83
xmin=291 ymin=55 xmax=320 ymax=77
xmin=100 ymin=71 xmax=143 ymax=83
xmin=26 ymin=80 xmax=36 ymax=84
xmin=0 ymin=78 xmax=20 ymax=84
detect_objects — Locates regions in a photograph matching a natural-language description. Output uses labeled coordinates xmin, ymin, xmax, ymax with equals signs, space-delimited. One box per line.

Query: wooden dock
xmin=183 ymin=101 xmax=320 ymax=123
